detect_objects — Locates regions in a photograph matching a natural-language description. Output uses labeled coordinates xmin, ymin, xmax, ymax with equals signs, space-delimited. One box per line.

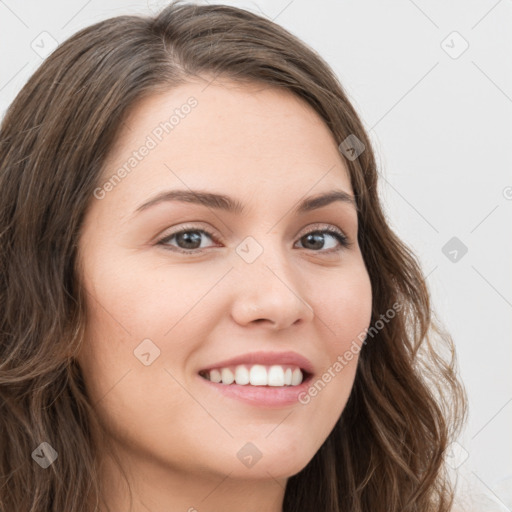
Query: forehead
xmin=97 ymin=79 xmax=353 ymax=214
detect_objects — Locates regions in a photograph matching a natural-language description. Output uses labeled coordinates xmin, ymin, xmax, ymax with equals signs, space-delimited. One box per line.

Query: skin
xmin=76 ymin=77 xmax=373 ymax=512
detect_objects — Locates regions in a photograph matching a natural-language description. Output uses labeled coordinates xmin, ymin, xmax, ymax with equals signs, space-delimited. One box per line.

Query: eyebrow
xmin=134 ymin=188 xmax=357 ymax=216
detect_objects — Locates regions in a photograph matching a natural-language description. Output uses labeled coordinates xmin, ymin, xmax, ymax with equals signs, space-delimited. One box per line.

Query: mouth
xmin=196 ymin=351 xmax=316 ymax=407
xmin=198 ymin=364 xmax=313 ymax=387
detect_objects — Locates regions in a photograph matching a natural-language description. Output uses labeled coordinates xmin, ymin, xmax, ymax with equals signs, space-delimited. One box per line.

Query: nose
xmin=229 ymin=241 xmax=315 ymax=330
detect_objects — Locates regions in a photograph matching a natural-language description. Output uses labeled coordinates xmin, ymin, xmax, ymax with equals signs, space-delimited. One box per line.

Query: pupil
xmin=304 ymin=232 xmax=324 ymax=250
xmin=178 ymin=231 xmax=201 ymax=249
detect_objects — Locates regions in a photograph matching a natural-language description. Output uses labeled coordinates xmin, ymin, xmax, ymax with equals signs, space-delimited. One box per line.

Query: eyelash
xmin=156 ymin=223 xmax=352 ymax=256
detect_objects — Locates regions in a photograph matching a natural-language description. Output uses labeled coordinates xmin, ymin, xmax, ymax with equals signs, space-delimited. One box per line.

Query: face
xmin=77 ymin=78 xmax=372 ymax=485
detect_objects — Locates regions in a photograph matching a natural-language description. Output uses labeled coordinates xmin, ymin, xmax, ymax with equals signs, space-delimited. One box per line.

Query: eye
xmin=294 ymin=225 xmax=351 ymax=253
xmin=156 ymin=225 xmax=218 ymax=254
xmin=156 ymin=223 xmax=351 ymax=255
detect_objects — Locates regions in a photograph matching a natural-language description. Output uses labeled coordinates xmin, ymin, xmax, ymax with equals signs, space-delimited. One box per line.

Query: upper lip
xmin=198 ymin=351 xmax=315 ymax=376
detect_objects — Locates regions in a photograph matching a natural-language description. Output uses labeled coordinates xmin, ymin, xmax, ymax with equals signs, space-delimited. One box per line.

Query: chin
xmin=217 ymin=442 xmax=316 ymax=480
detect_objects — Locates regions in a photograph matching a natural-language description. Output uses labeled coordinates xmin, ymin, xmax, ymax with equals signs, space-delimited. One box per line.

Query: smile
xmin=199 ymin=364 xmax=309 ymax=387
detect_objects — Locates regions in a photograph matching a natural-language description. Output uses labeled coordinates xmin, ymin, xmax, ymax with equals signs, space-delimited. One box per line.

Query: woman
xmin=0 ymin=1 xmax=467 ymax=510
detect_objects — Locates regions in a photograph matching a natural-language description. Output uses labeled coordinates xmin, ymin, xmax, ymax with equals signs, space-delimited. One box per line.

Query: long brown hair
xmin=0 ymin=1 xmax=467 ymax=510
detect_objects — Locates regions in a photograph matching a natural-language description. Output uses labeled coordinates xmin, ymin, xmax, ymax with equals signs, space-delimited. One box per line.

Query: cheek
xmin=76 ymin=285 xmax=200 ymax=463
xmin=76 ymin=255 xmax=224 ymax=413
xmin=293 ymin=261 xmax=371 ymax=428
xmin=312 ymin=261 xmax=373 ymax=350
xmin=83 ymin=251 xmax=231 ymax=338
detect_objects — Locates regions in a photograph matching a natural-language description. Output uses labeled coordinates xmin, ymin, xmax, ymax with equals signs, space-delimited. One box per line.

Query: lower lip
xmin=197 ymin=374 xmax=313 ymax=408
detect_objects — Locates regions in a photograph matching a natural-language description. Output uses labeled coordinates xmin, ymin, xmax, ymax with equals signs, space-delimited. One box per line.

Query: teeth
xmin=210 ymin=369 xmax=222 ymax=383
xmin=267 ymin=365 xmax=284 ymax=386
xmin=221 ymin=368 xmax=234 ymax=385
xmin=249 ymin=364 xmax=267 ymax=386
xmin=201 ymin=364 xmax=306 ymax=387
xmin=234 ymin=365 xmax=250 ymax=385
xmin=291 ymin=368 xmax=303 ymax=386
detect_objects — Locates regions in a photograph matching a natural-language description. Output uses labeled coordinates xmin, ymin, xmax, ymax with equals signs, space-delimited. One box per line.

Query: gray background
xmin=1 ymin=0 xmax=511 ymax=508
